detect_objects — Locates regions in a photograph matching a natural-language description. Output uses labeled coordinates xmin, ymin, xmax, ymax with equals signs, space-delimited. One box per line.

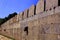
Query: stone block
xmin=13 ymin=28 xmax=18 ymax=40
xmin=46 ymin=13 xmax=60 ymax=24
xmin=50 ymin=24 xmax=60 ymax=34
xmin=45 ymin=34 xmax=58 ymax=40
xmin=52 ymin=0 xmax=58 ymax=7
xmin=38 ymin=34 xmax=58 ymax=40
xmin=28 ymin=5 xmax=35 ymax=17
xmin=9 ymin=18 xmax=13 ymax=25
xmin=28 ymin=19 xmax=40 ymax=40
xmin=19 ymin=12 xmax=23 ymax=20
xmin=55 ymin=7 xmax=60 ymax=13
xmin=23 ymin=10 xmax=28 ymax=19
xmin=6 ymin=29 xmax=11 ymax=36
xmin=17 ymin=28 xmax=22 ymax=40
xmin=12 ymin=15 xmax=17 ymax=23
xmin=46 ymin=0 xmax=58 ymax=10
xmin=10 ymin=29 xmax=13 ymax=37
xmin=58 ymin=34 xmax=60 ymax=40
xmin=36 ymin=0 xmax=44 ymax=14
xmin=28 ymin=20 xmax=34 ymax=40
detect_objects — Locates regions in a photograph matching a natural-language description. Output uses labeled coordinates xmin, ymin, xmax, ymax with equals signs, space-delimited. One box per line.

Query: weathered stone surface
xmin=28 ymin=5 xmax=35 ymax=17
xmin=28 ymin=20 xmax=34 ymax=40
xmin=19 ymin=12 xmax=23 ymax=20
xmin=36 ymin=0 xmax=44 ymax=14
xmin=13 ymin=28 xmax=18 ymax=40
xmin=0 ymin=0 xmax=60 ymax=40
xmin=58 ymin=35 xmax=60 ymax=40
xmin=23 ymin=10 xmax=28 ymax=19
xmin=46 ymin=0 xmax=58 ymax=10
xmin=45 ymin=34 xmax=58 ymax=40
xmin=0 ymin=35 xmax=13 ymax=40
xmin=38 ymin=34 xmax=58 ymax=40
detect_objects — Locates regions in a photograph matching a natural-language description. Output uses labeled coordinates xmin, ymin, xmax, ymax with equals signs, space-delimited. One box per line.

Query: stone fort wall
xmin=0 ymin=0 xmax=60 ymax=40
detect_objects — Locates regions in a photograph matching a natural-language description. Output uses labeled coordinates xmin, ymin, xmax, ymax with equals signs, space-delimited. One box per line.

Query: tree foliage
xmin=0 ymin=12 xmax=17 ymax=25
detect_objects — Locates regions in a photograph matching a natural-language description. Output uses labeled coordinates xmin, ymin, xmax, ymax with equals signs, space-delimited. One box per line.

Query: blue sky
xmin=0 ymin=0 xmax=38 ymax=18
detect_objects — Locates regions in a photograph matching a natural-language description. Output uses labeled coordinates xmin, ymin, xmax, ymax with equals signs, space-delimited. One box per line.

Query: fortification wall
xmin=28 ymin=5 xmax=35 ymax=17
xmin=0 ymin=0 xmax=58 ymax=26
xmin=28 ymin=12 xmax=60 ymax=40
xmin=0 ymin=0 xmax=59 ymax=28
xmin=0 ymin=0 xmax=60 ymax=40
xmin=36 ymin=0 xmax=44 ymax=14
xmin=46 ymin=0 xmax=58 ymax=10
xmin=13 ymin=6 xmax=60 ymax=40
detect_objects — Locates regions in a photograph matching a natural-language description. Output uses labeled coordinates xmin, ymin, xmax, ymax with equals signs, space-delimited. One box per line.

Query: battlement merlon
xmin=46 ymin=0 xmax=58 ymax=10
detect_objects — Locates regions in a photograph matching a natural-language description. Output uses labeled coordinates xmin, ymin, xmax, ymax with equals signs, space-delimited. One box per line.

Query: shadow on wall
xmin=58 ymin=0 xmax=60 ymax=6
xmin=24 ymin=26 xmax=28 ymax=35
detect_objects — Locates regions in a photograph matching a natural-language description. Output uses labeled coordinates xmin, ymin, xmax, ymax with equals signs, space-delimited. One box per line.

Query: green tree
xmin=0 ymin=12 xmax=17 ymax=25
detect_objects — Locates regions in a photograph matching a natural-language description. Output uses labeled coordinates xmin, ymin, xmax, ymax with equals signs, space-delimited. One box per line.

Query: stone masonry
xmin=0 ymin=0 xmax=60 ymax=40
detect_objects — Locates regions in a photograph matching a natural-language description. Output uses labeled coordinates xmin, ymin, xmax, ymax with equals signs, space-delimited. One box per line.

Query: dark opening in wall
xmin=49 ymin=8 xmax=52 ymax=10
xmin=4 ymin=29 xmax=6 ymax=31
xmin=25 ymin=39 xmax=26 ymax=40
xmin=58 ymin=0 xmax=60 ymax=6
xmin=34 ymin=5 xmax=36 ymax=15
xmin=24 ymin=27 xmax=28 ymax=35
xmin=27 ymin=9 xmax=29 ymax=18
xmin=44 ymin=0 xmax=46 ymax=11
xmin=0 ymin=30 xmax=1 ymax=31
xmin=51 ymin=23 xmax=53 ymax=24
xmin=53 ymin=7 xmax=56 ymax=9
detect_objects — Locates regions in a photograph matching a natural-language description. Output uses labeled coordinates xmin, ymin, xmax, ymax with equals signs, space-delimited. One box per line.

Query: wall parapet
xmin=0 ymin=0 xmax=60 ymax=40
xmin=1 ymin=6 xmax=60 ymax=27
xmin=0 ymin=0 xmax=60 ymax=28
xmin=20 ymin=6 xmax=60 ymax=23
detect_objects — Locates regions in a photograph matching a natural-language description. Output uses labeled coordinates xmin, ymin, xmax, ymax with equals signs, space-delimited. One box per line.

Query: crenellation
xmin=28 ymin=5 xmax=35 ymax=17
xmin=0 ymin=0 xmax=60 ymax=40
xmin=19 ymin=12 xmax=23 ymax=21
xmin=16 ymin=14 xmax=20 ymax=22
xmin=55 ymin=6 xmax=60 ymax=13
xmin=36 ymin=0 xmax=44 ymax=14
xmin=23 ymin=9 xmax=28 ymax=19
xmin=46 ymin=0 xmax=58 ymax=10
